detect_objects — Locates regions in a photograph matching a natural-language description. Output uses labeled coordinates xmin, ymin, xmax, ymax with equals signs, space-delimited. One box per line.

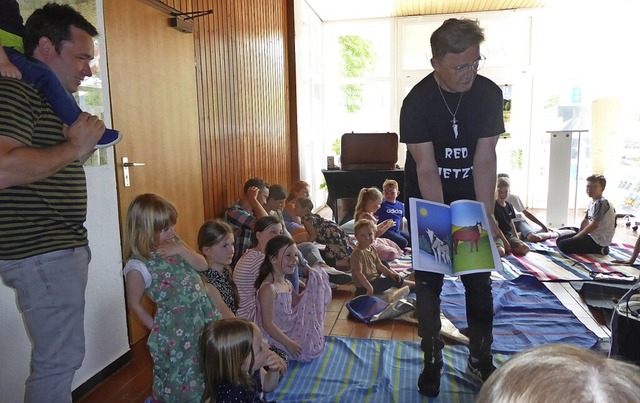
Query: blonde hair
xmin=123 ymin=193 xmax=177 ymax=260
xmin=354 ymin=218 xmax=376 ymax=234
xmin=382 ymin=179 xmax=399 ymax=190
xmin=354 ymin=187 xmax=383 ymax=220
xmin=286 ymin=180 xmax=310 ymax=203
xmin=200 ymin=318 xmax=256 ymax=403
xmin=497 ymin=177 xmax=510 ymax=189
xmin=477 ymin=344 xmax=640 ymax=403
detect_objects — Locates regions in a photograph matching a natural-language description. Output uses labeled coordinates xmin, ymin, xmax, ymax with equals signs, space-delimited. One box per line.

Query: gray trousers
xmin=297 ymin=242 xmax=325 ymax=268
xmin=0 ymin=246 xmax=90 ymax=403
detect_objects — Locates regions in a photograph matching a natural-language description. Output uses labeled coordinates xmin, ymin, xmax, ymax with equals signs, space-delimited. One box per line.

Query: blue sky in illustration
xmin=410 ymin=198 xmax=489 ymax=241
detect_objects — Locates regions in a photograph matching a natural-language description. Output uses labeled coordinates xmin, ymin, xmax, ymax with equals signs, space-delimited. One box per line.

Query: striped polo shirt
xmin=0 ymin=78 xmax=88 ymax=260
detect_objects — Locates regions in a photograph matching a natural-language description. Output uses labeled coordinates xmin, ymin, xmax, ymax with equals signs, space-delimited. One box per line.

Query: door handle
xmin=122 ymin=157 xmax=145 ymax=188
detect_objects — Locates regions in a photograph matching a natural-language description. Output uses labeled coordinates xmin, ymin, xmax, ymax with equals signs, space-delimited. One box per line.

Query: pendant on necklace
xmin=437 ymin=83 xmax=463 ymax=140
xmin=452 ymin=117 xmax=459 ymax=139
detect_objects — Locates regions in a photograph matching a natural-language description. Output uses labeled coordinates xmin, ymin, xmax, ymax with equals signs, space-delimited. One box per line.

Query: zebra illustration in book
xmin=452 ymin=221 xmax=482 ymax=255
xmin=425 ymin=228 xmax=451 ymax=265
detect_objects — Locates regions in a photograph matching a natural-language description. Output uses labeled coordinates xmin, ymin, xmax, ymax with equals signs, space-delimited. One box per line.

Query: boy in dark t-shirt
xmin=494 ymin=177 xmax=530 ymax=255
xmin=375 ymin=179 xmax=411 ymax=249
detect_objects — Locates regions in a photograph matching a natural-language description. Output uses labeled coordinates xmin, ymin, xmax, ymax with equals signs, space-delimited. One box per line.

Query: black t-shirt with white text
xmin=400 ymin=73 xmax=504 ymax=205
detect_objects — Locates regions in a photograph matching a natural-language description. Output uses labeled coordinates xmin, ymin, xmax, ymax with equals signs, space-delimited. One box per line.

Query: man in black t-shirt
xmin=399 ymin=18 xmax=504 ymax=397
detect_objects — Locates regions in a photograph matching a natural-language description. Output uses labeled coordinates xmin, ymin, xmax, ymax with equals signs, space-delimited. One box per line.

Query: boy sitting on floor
xmin=494 ymin=177 xmax=530 ymax=256
xmin=556 ymin=174 xmax=616 ymax=255
xmin=351 ymin=219 xmax=414 ymax=296
xmin=497 ymin=173 xmax=556 ymax=242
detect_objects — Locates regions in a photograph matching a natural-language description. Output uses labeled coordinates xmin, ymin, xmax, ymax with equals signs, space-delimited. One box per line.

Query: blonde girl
xmin=256 ymin=236 xmax=331 ymax=362
xmin=123 ymin=193 xmax=220 ymax=402
xmin=200 ymin=318 xmax=286 ymax=403
xmin=199 ymin=219 xmax=239 ymax=319
xmin=234 ymin=216 xmax=284 ymax=321
xmin=354 ymin=187 xmax=396 ymax=237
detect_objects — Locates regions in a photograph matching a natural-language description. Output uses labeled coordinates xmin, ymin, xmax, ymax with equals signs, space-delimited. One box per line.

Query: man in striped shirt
xmin=0 ymin=4 xmax=106 ymax=402
xmin=226 ymin=177 xmax=271 ymax=266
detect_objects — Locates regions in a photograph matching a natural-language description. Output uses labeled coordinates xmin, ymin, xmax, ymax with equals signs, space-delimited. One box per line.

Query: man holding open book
xmin=399 ymin=18 xmax=504 ymax=397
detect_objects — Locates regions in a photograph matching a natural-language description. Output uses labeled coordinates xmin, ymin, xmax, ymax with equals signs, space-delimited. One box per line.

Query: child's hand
xmin=155 ymin=238 xmax=182 ymax=257
xmin=247 ymin=186 xmax=260 ymax=200
xmin=266 ymin=350 xmax=287 ymax=374
xmin=64 ymin=112 xmax=106 ymax=153
xmin=504 ymin=243 xmax=512 ymax=254
xmin=286 ymin=340 xmax=302 ymax=357
xmin=389 ymin=271 xmax=401 ymax=282
xmin=365 ymin=285 xmax=374 ymax=296
xmin=0 ymin=61 xmax=21 ymax=79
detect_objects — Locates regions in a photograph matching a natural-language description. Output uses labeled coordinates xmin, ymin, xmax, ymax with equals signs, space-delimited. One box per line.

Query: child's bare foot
xmin=513 ymin=244 xmax=530 ymax=255
xmin=527 ymin=233 xmax=543 ymax=242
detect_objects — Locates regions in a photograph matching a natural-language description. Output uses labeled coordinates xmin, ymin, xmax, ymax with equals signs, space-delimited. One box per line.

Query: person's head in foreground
xmin=476 ymin=343 xmax=640 ymax=403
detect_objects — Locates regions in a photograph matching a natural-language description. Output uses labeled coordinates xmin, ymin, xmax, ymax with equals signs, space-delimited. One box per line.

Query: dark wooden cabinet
xmin=321 ymin=169 xmax=404 ymax=222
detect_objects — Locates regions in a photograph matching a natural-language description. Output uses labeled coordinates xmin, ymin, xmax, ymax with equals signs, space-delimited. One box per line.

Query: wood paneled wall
xmin=156 ymin=0 xmax=296 ymax=219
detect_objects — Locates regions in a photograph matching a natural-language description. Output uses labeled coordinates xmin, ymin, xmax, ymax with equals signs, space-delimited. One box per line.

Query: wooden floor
xmin=76 ymin=216 xmax=639 ymax=402
xmin=76 ymin=284 xmax=419 ymax=403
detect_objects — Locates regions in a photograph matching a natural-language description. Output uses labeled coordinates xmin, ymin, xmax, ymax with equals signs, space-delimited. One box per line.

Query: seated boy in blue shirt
xmin=375 ymin=179 xmax=411 ymax=249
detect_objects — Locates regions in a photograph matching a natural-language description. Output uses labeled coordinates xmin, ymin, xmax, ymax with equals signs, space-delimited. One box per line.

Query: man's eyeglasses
xmin=444 ymin=55 xmax=486 ymax=76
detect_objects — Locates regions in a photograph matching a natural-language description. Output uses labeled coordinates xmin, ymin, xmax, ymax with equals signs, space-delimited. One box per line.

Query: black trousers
xmin=556 ymin=233 xmax=603 ymax=254
xmin=415 ymin=270 xmax=494 ymax=363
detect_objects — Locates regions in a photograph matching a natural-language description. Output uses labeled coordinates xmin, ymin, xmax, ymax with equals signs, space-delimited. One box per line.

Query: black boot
xmin=418 ymin=359 xmax=443 ymax=397
xmin=467 ymin=336 xmax=496 ymax=383
xmin=417 ymin=340 xmax=443 ymax=397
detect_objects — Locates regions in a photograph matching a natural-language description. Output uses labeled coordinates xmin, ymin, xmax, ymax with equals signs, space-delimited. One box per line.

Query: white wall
xmin=294 ymin=0 xmax=327 ymax=208
xmin=0 ymin=152 xmax=130 ymax=402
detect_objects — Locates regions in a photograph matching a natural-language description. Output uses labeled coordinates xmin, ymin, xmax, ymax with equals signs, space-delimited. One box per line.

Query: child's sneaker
xmin=95 ymin=128 xmax=122 ymax=149
xmin=466 ymin=355 xmax=496 ymax=383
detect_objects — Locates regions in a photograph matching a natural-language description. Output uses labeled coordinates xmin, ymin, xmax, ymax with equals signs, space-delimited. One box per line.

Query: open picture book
xmin=409 ymin=197 xmax=502 ymax=275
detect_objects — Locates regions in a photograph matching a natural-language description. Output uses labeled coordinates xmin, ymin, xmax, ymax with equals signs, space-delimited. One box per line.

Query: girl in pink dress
xmin=255 ymin=236 xmax=331 ymax=362
xmin=234 ymin=216 xmax=284 ymax=321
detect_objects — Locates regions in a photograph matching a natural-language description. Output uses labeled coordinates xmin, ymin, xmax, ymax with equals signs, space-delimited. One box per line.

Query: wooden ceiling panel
xmin=307 ymin=0 xmax=545 ymax=21
xmin=394 ymin=0 xmax=545 ymax=16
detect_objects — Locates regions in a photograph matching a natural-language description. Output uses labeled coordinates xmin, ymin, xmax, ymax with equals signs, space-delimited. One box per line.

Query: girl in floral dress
xmin=294 ymin=197 xmax=354 ymax=269
xmin=255 ymin=236 xmax=331 ymax=362
xmin=123 ymin=194 xmax=221 ymax=403
xmin=198 ymin=219 xmax=239 ymax=319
